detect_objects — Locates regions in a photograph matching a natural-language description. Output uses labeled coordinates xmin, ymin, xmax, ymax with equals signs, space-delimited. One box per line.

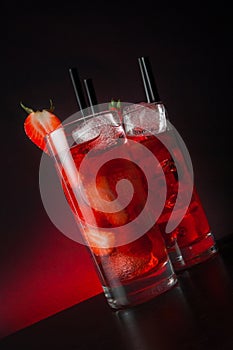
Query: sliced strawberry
xmin=82 ymin=176 xmax=128 ymax=227
xmin=21 ymin=101 xmax=61 ymax=153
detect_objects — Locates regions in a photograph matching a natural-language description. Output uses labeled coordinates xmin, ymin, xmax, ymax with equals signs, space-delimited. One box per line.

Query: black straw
xmin=138 ymin=57 xmax=161 ymax=103
xmin=83 ymin=78 xmax=98 ymax=114
xmin=69 ymin=67 xmax=87 ymax=116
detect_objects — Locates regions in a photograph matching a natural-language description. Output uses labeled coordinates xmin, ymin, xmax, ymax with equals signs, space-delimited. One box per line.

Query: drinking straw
xmin=69 ymin=67 xmax=87 ymax=116
xmin=83 ymin=78 xmax=99 ymax=114
xmin=138 ymin=57 xmax=161 ymax=103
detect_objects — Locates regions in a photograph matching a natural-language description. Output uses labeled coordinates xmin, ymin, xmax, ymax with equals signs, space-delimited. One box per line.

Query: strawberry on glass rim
xmin=109 ymin=99 xmax=122 ymax=121
xmin=21 ymin=100 xmax=62 ymax=153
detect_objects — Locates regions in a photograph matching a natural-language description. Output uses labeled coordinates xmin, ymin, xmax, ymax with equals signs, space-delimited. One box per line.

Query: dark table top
xmin=1 ymin=235 xmax=233 ymax=350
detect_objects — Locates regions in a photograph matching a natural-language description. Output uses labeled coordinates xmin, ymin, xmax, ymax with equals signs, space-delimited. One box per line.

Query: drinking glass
xmin=46 ymin=109 xmax=177 ymax=309
xmin=123 ymin=103 xmax=217 ymax=271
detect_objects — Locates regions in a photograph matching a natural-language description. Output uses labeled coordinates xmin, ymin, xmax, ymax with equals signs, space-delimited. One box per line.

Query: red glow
xmin=0 ymin=222 xmax=102 ymax=339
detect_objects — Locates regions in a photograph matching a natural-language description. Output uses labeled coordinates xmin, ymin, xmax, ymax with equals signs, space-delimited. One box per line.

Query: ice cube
xmin=72 ymin=121 xmax=100 ymax=144
xmin=123 ymin=103 xmax=167 ymax=135
xmin=83 ymin=227 xmax=115 ymax=255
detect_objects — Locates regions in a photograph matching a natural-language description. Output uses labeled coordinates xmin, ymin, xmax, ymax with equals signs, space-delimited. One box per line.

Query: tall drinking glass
xmin=123 ymin=103 xmax=217 ymax=271
xmin=46 ymin=109 xmax=177 ymax=309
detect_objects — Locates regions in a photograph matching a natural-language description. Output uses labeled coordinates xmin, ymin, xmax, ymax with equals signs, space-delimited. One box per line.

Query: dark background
xmin=1 ymin=0 xmax=233 ymax=338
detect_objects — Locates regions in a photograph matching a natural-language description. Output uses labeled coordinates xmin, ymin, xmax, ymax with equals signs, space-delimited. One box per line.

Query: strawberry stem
xmin=48 ymin=99 xmax=55 ymax=113
xmin=20 ymin=100 xmax=55 ymax=114
xmin=116 ymin=100 xmax=121 ymax=109
xmin=109 ymin=99 xmax=121 ymax=110
xmin=20 ymin=102 xmax=34 ymax=114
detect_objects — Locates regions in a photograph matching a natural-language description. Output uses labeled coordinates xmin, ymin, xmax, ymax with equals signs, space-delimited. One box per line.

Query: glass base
xmin=167 ymin=240 xmax=186 ymax=271
xmin=102 ymin=259 xmax=177 ymax=310
xmin=169 ymin=232 xmax=218 ymax=272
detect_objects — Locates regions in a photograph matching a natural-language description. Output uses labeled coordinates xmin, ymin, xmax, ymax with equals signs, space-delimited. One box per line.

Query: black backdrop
xmin=1 ymin=1 xmax=233 ymax=330
xmin=3 ymin=1 xmax=232 ymax=237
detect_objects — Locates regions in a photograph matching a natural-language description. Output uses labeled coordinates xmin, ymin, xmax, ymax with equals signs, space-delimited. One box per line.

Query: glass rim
xmin=47 ymin=109 xmax=121 ymax=137
xmin=44 ymin=108 xmax=123 ymax=149
xmin=122 ymin=102 xmax=164 ymax=116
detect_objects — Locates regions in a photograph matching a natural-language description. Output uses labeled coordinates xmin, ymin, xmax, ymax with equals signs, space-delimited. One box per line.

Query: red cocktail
xmin=123 ymin=103 xmax=217 ymax=270
xmin=46 ymin=110 xmax=177 ymax=309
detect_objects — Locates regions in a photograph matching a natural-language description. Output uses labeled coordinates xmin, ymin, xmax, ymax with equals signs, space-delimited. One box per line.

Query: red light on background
xmin=0 ymin=222 xmax=102 ymax=339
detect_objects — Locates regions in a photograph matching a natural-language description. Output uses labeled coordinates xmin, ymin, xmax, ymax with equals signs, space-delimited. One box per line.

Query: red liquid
xmin=61 ymin=128 xmax=168 ymax=287
xmin=128 ymin=131 xmax=214 ymax=259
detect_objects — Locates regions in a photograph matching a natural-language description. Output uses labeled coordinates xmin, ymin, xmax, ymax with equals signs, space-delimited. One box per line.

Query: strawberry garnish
xmin=109 ymin=99 xmax=121 ymax=110
xmin=21 ymin=100 xmax=61 ymax=153
xmin=109 ymin=99 xmax=122 ymax=120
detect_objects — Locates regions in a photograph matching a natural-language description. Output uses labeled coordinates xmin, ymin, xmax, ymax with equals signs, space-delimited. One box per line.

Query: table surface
xmin=1 ymin=235 xmax=233 ymax=350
